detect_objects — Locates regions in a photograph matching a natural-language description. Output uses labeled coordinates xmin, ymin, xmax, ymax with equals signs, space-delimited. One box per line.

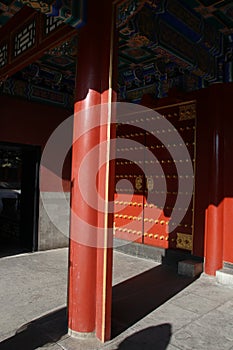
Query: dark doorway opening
xmin=0 ymin=142 xmax=40 ymax=257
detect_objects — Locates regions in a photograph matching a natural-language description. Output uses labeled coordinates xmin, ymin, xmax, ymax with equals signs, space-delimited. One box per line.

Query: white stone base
xmin=68 ymin=328 xmax=96 ymax=339
xmin=216 ymin=267 xmax=233 ymax=286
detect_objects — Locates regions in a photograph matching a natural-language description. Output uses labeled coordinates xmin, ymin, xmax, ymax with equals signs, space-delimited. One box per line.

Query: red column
xmin=68 ymin=0 xmax=116 ymax=342
xmin=205 ymin=85 xmax=224 ymax=275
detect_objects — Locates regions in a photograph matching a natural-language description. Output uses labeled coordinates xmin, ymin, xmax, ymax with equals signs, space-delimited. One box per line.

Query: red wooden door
xmin=114 ymin=101 xmax=196 ymax=252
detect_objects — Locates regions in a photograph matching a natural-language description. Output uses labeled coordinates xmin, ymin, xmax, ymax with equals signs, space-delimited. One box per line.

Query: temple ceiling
xmin=0 ymin=0 xmax=86 ymax=29
xmin=2 ymin=34 xmax=77 ymax=110
xmin=117 ymin=0 xmax=233 ymax=101
xmin=0 ymin=0 xmax=233 ymax=106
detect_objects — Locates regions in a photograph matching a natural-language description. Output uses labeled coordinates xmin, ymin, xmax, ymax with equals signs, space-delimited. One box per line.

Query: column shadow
xmin=0 ymin=265 xmax=198 ymax=349
xmin=0 ymin=308 xmax=67 ymax=350
xmin=116 ymin=324 xmax=172 ymax=350
xmin=112 ymin=264 xmax=198 ymax=337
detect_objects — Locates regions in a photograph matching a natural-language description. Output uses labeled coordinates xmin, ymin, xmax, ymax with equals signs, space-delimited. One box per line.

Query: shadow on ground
xmin=116 ymin=324 xmax=172 ymax=350
xmin=111 ymin=264 xmax=198 ymax=337
xmin=0 ymin=264 xmax=198 ymax=349
xmin=0 ymin=308 xmax=67 ymax=350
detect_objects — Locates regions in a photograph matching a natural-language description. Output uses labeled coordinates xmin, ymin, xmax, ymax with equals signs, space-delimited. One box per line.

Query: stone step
xmin=178 ymin=259 xmax=203 ymax=277
xmin=216 ymin=267 xmax=233 ymax=286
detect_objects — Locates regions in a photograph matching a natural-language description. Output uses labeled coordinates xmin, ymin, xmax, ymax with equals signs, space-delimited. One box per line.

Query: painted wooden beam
xmin=0 ymin=6 xmax=77 ymax=81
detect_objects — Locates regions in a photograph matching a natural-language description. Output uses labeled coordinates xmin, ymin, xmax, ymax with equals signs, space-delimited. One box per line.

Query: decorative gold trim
xmin=146 ymin=176 xmax=154 ymax=192
xmin=179 ymin=103 xmax=196 ymax=121
xmin=116 ymin=100 xmax=197 ymax=120
xmin=21 ymin=0 xmax=52 ymax=13
xmin=154 ymin=100 xmax=196 ymax=112
xmin=176 ymin=233 xmax=192 ymax=251
xmin=135 ymin=175 xmax=143 ymax=191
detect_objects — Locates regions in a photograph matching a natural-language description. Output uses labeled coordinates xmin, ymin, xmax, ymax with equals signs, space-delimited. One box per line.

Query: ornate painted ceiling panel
xmin=1 ymin=35 xmax=77 ymax=109
xmin=192 ymin=0 xmax=233 ymax=34
xmin=1 ymin=0 xmax=233 ymax=106
xmin=117 ymin=0 xmax=233 ymax=35
xmin=117 ymin=0 xmax=233 ymax=102
xmin=0 ymin=0 xmax=86 ymax=28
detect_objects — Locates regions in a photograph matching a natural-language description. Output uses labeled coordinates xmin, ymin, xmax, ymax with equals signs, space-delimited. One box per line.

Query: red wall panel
xmin=0 ymin=95 xmax=72 ymax=191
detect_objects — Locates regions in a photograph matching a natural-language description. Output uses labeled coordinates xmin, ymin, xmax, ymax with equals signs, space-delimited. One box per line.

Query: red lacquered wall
xmin=0 ymin=95 xmax=72 ymax=191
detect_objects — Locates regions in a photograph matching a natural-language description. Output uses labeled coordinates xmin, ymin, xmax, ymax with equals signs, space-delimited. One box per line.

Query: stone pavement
xmin=0 ymin=248 xmax=232 ymax=350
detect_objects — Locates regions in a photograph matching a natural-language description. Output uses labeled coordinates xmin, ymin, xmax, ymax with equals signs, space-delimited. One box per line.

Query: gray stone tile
xmin=37 ymin=344 xmax=62 ymax=350
xmin=169 ymin=289 xmax=191 ymax=301
xmin=58 ymin=335 xmax=103 ymax=350
xmin=171 ymin=292 xmax=217 ymax=315
xmin=136 ymin=303 xmax=199 ymax=333
xmin=1 ymin=248 xmax=233 ymax=350
xmin=111 ymin=340 xmax=168 ymax=350
xmin=191 ymin=282 xmax=233 ymax=302
xmin=189 ymin=274 xmax=228 ymax=293
xmin=165 ymin=345 xmax=182 ymax=350
xmin=0 ymin=250 xmax=68 ymax=332
xmin=117 ymin=340 xmax=180 ymax=349
xmin=101 ymin=342 xmax=119 ymax=350
xmin=18 ymin=296 xmax=66 ymax=324
xmin=216 ymin=299 xmax=233 ymax=316
xmin=194 ymin=309 xmax=233 ymax=341
xmin=171 ymin=323 xmax=233 ymax=350
xmin=0 ymin=309 xmax=27 ymax=342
